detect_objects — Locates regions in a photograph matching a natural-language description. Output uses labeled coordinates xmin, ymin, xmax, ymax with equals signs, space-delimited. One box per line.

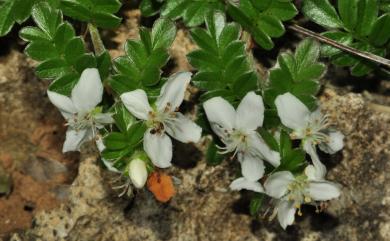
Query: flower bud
xmin=128 ymin=159 xmax=148 ymax=189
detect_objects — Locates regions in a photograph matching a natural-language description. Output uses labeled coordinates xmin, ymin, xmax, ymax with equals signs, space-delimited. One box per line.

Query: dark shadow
xmin=231 ymin=191 xmax=251 ymax=215
xmin=172 ymin=140 xmax=202 ymax=169
xmin=301 ymin=205 xmax=340 ymax=231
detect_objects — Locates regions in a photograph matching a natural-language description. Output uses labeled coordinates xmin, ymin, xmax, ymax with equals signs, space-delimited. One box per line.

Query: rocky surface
xmin=0 ymin=51 xmax=79 ymax=238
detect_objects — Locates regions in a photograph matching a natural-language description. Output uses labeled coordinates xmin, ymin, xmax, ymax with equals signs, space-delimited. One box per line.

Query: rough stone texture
xmin=0 ymin=51 xmax=78 ymax=238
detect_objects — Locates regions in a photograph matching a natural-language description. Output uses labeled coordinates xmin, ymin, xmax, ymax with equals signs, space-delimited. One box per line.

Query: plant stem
xmin=288 ymin=24 xmax=390 ymax=69
xmin=88 ymin=23 xmax=105 ymax=55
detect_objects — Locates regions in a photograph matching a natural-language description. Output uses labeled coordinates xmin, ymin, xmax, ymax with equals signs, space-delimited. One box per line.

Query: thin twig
xmin=288 ymin=24 xmax=390 ymax=69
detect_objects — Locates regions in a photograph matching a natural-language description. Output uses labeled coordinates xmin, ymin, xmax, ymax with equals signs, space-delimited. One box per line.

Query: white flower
xmin=47 ymin=68 xmax=114 ymax=152
xmin=203 ymin=92 xmax=281 ymax=187
xmin=120 ymin=72 xmax=202 ymax=168
xmin=264 ymin=167 xmax=341 ymax=229
xmin=128 ymin=159 xmax=148 ymax=189
xmin=275 ymin=92 xmax=344 ymax=173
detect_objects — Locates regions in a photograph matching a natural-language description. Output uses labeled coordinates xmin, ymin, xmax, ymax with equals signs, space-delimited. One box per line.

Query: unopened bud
xmin=129 ymin=159 xmax=148 ymax=189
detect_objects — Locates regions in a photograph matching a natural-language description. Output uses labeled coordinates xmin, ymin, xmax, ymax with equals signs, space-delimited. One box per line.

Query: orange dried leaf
xmin=147 ymin=172 xmax=175 ymax=203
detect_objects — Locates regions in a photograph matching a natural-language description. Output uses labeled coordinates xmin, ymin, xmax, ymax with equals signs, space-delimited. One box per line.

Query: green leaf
xmin=151 ymin=18 xmax=176 ymax=50
xmin=97 ymin=51 xmax=112 ymax=80
xmin=74 ymin=53 xmax=97 ymax=72
xmin=49 ymin=73 xmax=78 ymax=95
xmin=126 ymin=122 xmax=147 ymax=146
xmin=19 ymin=27 xmax=50 ymax=42
xmin=140 ymin=0 xmax=163 ymax=17
xmin=206 ymin=139 xmax=224 ymax=166
xmin=338 ymin=0 xmax=359 ymax=31
xmin=60 ymin=0 xmax=122 ymax=28
xmin=13 ymin=0 xmax=35 ymax=23
xmin=227 ymin=0 xmax=297 ymax=50
xmin=161 ymin=0 xmax=224 ymax=27
xmin=113 ymin=104 xmax=136 ymax=133
xmin=250 ymin=193 xmax=264 ymax=216
xmin=112 ymin=17 xmax=176 ymax=93
xmin=302 ymin=0 xmax=343 ymax=28
xmin=104 ymin=132 xmax=129 ymax=150
xmin=25 ymin=41 xmax=58 ymax=61
xmin=321 ymin=31 xmax=353 ymax=56
xmin=355 ymin=0 xmax=378 ymax=37
xmin=36 ymin=58 xmax=71 ymax=79
xmin=32 ymin=2 xmax=62 ymax=38
xmin=0 ymin=1 xmax=15 ymax=36
xmin=264 ymin=39 xmax=323 ymax=110
xmin=64 ymin=37 xmax=85 ymax=63
xmin=369 ymin=13 xmax=390 ymax=46
xmin=188 ymin=12 xmax=258 ymax=104
xmin=54 ymin=22 xmax=76 ymax=52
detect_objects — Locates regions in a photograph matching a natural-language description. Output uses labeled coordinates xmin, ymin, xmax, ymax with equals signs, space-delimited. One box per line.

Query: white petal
xmin=239 ymin=154 xmax=265 ymax=181
xmin=203 ymin=97 xmax=236 ymax=137
xmin=165 ymin=113 xmax=202 ymax=143
xmin=47 ymin=90 xmax=76 ymax=118
xmin=304 ymin=142 xmax=326 ymax=180
xmin=308 ymin=181 xmax=341 ymax=201
xmin=264 ymin=171 xmax=295 ymax=199
xmin=62 ymin=128 xmax=90 ymax=152
xmin=275 ymin=92 xmax=310 ymax=130
xmin=229 ymin=177 xmax=264 ymax=193
xmin=143 ymin=130 xmax=172 ymax=168
xmin=120 ymin=89 xmax=152 ymax=120
xmin=320 ymin=131 xmax=344 ymax=154
xmin=71 ymin=68 xmax=103 ymax=112
xmin=235 ymin=92 xmax=264 ymax=130
xmin=94 ymin=113 xmax=114 ymax=126
xmin=156 ymin=72 xmax=191 ymax=112
xmin=128 ymin=159 xmax=148 ymax=189
xmin=277 ymin=201 xmax=296 ymax=230
xmin=248 ymin=133 xmax=281 ymax=167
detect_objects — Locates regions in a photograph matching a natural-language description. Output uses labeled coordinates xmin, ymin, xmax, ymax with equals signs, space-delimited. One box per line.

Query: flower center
xmin=218 ymin=128 xmax=249 ymax=155
xmin=285 ymin=175 xmax=311 ymax=216
xmin=291 ymin=113 xmax=331 ymax=145
xmin=147 ymin=103 xmax=177 ymax=134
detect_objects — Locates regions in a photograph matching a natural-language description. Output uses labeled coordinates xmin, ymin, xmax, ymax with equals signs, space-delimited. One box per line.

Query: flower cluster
xmin=203 ymin=92 xmax=343 ymax=229
xmin=47 ymin=67 xmax=343 ymax=228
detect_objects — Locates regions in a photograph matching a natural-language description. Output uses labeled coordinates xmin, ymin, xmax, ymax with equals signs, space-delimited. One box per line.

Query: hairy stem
xmin=288 ymin=24 xmax=390 ymax=69
xmin=88 ymin=23 xmax=105 ymax=55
